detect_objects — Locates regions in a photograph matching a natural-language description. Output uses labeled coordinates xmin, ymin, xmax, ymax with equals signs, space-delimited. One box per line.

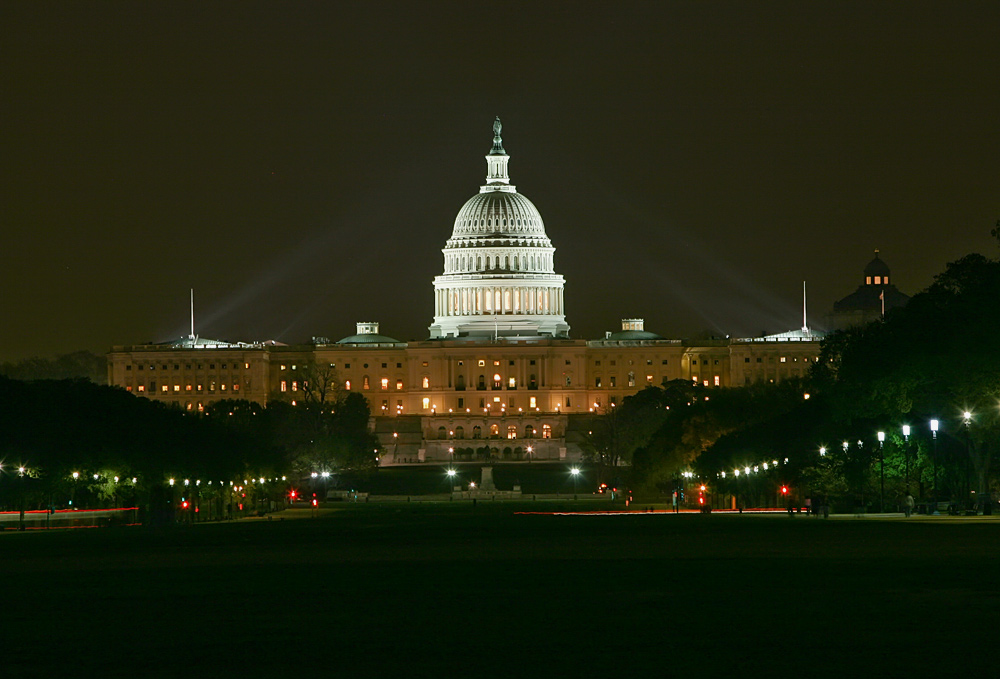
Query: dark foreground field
xmin=3 ymin=505 xmax=997 ymax=677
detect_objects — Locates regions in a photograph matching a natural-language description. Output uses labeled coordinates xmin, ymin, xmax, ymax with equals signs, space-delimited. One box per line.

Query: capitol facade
xmin=109 ymin=119 xmax=831 ymax=465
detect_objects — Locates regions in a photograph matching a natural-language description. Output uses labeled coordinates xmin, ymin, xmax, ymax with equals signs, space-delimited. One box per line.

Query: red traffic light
xmin=311 ymin=499 xmax=318 ymax=507
xmin=290 ymin=490 xmax=297 ymax=499
xmin=181 ymin=500 xmax=189 ymax=509
xmin=781 ymin=486 xmax=788 ymax=495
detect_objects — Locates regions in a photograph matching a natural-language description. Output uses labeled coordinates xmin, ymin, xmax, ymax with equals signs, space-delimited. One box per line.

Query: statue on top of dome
xmin=491 ymin=116 xmax=505 ymax=154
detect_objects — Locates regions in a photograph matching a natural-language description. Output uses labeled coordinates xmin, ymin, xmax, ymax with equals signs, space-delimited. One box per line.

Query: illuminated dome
xmin=429 ymin=118 xmax=569 ymax=339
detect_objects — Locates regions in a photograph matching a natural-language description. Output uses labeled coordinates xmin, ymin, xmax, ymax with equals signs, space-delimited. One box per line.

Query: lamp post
xmin=930 ymin=419 xmax=939 ymax=508
xmin=963 ymin=411 xmax=972 ymax=511
xmin=570 ymin=466 xmax=581 ymax=500
xmin=901 ymin=424 xmax=911 ymax=490
xmin=877 ymin=431 xmax=885 ymax=513
xmin=18 ymin=465 xmax=27 ymax=531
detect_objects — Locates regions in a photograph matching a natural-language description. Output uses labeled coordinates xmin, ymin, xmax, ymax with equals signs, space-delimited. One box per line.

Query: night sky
xmin=3 ymin=2 xmax=998 ymax=360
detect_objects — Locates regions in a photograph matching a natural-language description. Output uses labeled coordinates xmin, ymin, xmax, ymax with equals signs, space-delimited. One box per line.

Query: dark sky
xmin=3 ymin=1 xmax=998 ymax=360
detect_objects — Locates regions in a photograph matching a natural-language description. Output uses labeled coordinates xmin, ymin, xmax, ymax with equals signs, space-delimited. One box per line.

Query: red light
xmin=181 ymin=500 xmax=189 ymax=509
xmin=311 ymin=499 xmax=318 ymax=506
xmin=781 ymin=486 xmax=788 ymax=495
xmin=698 ymin=497 xmax=704 ymax=504
xmin=290 ymin=490 xmax=297 ymax=498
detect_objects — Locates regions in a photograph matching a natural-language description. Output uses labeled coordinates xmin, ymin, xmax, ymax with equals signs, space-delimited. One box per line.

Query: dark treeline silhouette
xmin=0 ymin=350 xmax=107 ymax=384
xmin=0 ymin=377 xmax=377 ymax=517
xmin=590 ymin=234 xmax=1000 ymax=512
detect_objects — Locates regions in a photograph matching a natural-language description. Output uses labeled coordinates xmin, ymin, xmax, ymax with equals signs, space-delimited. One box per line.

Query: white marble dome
xmin=429 ymin=118 xmax=569 ymax=339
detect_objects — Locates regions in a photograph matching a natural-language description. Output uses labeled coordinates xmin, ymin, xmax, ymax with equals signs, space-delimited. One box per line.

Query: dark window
xmin=529 ymin=360 xmax=536 ymax=365
xmin=745 ymin=358 xmax=750 ymax=363
xmin=661 ymin=359 xmax=668 ymax=365
xmin=458 ymin=398 xmax=464 ymax=409
xmin=382 ymin=363 xmax=387 ymax=368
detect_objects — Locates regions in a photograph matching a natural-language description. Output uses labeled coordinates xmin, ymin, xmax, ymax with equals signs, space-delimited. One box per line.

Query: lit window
xmin=714 ymin=376 xmax=721 ymax=386
xmin=126 ymin=385 xmax=133 ymax=392
xmin=422 ymin=376 xmax=430 ymax=389
xmin=508 ymin=377 xmax=516 ymax=388
xmin=281 ymin=381 xmax=287 ymax=392
xmin=646 ymin=375 xmax=653 ymax=384
xmin=138 ymin=385 xmax=145 ymax=392
xmin=197 ymin=402 xmax=204 ymax=412
xmin=493 ymin=396 xmax=501 ymax=403
xmin=345 ymin=380 xmax=351 ymax=390
xmin=396 ymin=379 xmax=403 ymax=390
xmin=186 ymin=403 xmax=192 ymax=411
xmin=610 ymin=377 xmax=616 ymax=388
xmin=703 ymin=380 xmax=709 ymax=387
xmin=866 ymin=276 xmax=872 ymax=284
xmin=381 ymin=377 xmax=389 ymax=390
xmin=692 ymin=376 xmax=698 ymax=384
xmin=494 ymin=360 xmax=501 ymax=366
xmin=291 ymin=381 xmax=298 ymax=392
xmin=281 ymin=365 xmax=287 ymax=371
xmin=628 ymin=372 xmax=635 ymax=387
xmin=494 ymin=373 xmax=502 ymax=388
xmin=173 ymin=385 xmax=180 ymax=392
xmin=161 ymin=385 xmax=168 ymax=392
xmin=197 ymin=384 xmax=203 ymax=392
xmin=221 ymin=384 xmax=227 ymax=391
xmin=529 ymin=396 xmax=536 ymax=408
xmin=478 ymin=360 xmax=485 ymax=367
xmin=490 ymin=424 xmax=500 ymax=437
xmin=245 ymin=363 xmax=250 ymax=369
xmin=507 ymin=425 xmax=517 ymax=440
xmin=422 ymin=397 xmax=430 ymax=409
xmin=363 ymin=376 xmax=370 ymax=390
xmin=233 ymin=384 xmax=240 ymax=391
xmin=186 ymin=385 xmax=192 ymax=391
xmin=595 ymin=377 xmax=602 ymax=388
xmin=780 ymin=357 xmax=786 ymax=363
xmin=874 ymin=276 xmax=881 ymax=285
xmin=543 ymin=424 xmax=552 ymax=439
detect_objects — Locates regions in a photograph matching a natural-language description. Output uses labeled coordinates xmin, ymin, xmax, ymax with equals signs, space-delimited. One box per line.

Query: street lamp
xmin=570 ymin=466 xmax=581 ymax=500
xmin=877 ymin=431 xmax=885 ymax=513
xmin=902 ymin=424 xmax=911 ymax=489
xmin=930 ymin=419 xmax=939 ymax=506
xmin=963 ymin=411 xmax=972 ymax=511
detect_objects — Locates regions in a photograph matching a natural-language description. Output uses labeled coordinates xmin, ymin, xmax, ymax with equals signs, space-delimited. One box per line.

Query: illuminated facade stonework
xmin=108 ymin=121 xmax=825 ymax=465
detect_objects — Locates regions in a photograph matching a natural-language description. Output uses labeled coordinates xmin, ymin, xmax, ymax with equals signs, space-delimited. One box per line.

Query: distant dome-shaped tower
xmin=827 ymin=248 xmax=910 ymax=330
xmin=428 ymin=119 xmax=569 ymax=339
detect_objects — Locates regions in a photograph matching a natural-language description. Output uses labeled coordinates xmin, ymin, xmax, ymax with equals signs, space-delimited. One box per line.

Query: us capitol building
xmin=109 ymin=119 xmax=900 ymax=465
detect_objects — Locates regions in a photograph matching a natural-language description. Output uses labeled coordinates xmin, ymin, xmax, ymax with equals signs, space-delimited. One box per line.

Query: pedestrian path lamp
xmin=877 ymin=431 xmax=886 ymax=513
xmin=930 ymin=419 xmax=939 ymax=503
xmin=902 ymin=425 xmax=911 ymax=489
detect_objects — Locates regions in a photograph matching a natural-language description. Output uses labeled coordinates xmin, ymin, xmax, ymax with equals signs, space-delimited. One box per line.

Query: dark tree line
xmin=0 ymin=376 xmax=377 ymax=514
xmin=588 ymin=231 xmax=1000 ymax=511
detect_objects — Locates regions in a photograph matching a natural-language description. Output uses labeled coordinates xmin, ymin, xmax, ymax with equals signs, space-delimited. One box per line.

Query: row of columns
xmin=436 ymin=286 xmax=564 ymax=317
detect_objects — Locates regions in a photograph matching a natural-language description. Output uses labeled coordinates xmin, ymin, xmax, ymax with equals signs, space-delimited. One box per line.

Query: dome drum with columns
xmin=429 ymin=118 xmax=569 ymax=339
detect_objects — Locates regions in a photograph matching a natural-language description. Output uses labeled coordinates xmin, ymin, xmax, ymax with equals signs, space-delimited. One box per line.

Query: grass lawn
xmin=2 ymin=506 xmax=997 ymax=677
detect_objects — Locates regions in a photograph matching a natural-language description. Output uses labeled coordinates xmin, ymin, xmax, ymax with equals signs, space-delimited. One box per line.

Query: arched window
xmin=507 ymin=425 xmax=517 ymax=439
xmin=524 ymin=425 xmax=535 ymax=439
xmin=455 ymin=426 xmax=465 ymax=439
xmin=437 ymin=426 xmax=447 ymax=439
xmin=422 ymin=376 xmax=430 ymax=389
xmin=456 ymin=374 xmax=466 ymax=391
xmin=380 ymin=377 xmax=389 ymax=390
xmin=493 ymin=373 xmax=502 ymax=389
xmin=486 ymin=256 xmax=491 ymax=269
xmin=362 ymin=375 xmax=370 ymax=390
xmin=490 ymin=424 xmax=500 ymax=438
xmin=344 ymin=380 xmax=351 ymax=390
xmin=477 ymin=256 xmax=482 ymax=270
xmin=473 ymin=425 xmax=482 ymax=439
xmin=542 ymin=424 xmax=552 ymax=439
